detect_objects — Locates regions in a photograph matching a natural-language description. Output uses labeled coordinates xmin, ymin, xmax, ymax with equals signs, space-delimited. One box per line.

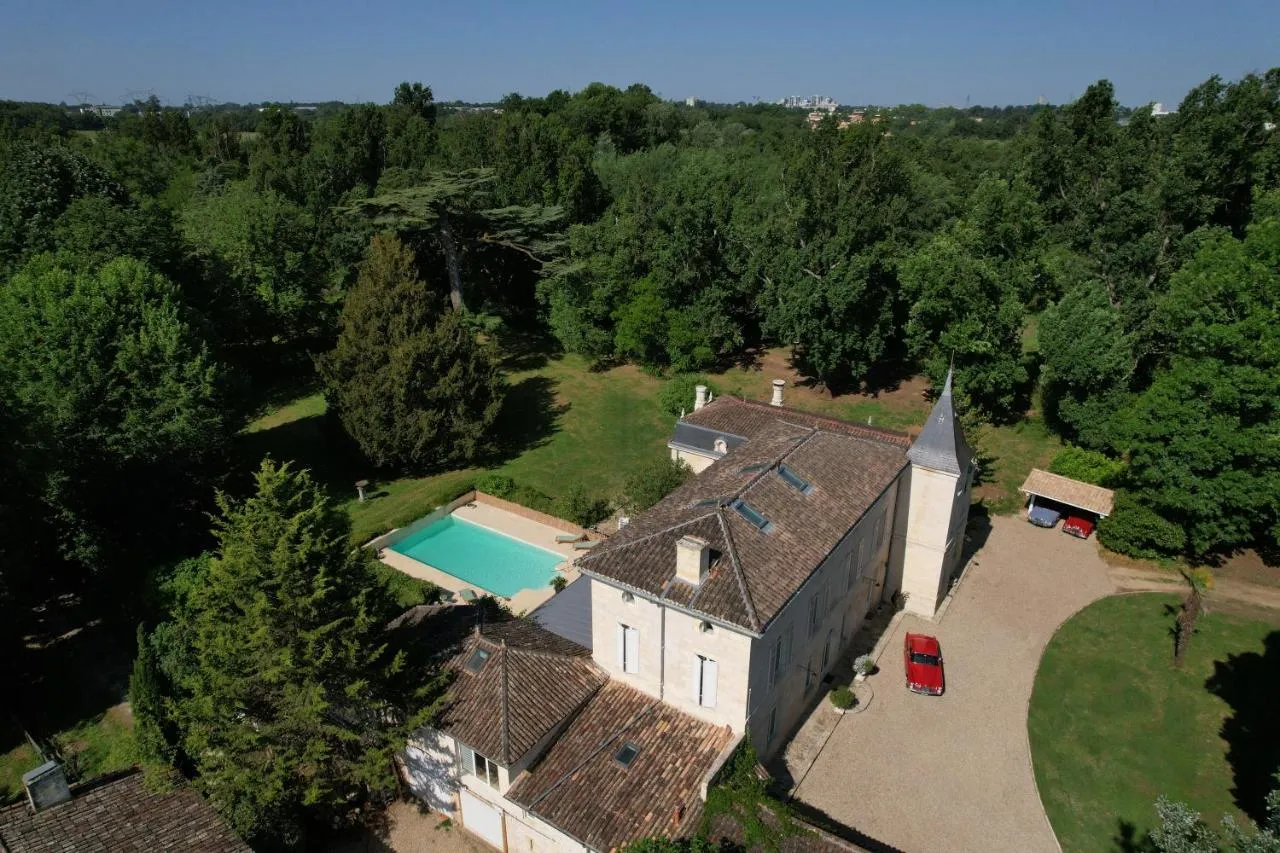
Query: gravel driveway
xmin=793 ymin=515 xmax=1115 ymax=853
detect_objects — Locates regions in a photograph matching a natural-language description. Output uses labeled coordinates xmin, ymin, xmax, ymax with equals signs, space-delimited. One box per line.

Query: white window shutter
xmin=691 ymin=655 xmax=703 ymax=703
xmin=616 ymin=624 xmax=626 ymax=671
xmin=624 ymin=626 xmax=639 ymax=674
xmin=461 ymin=745 xmax=476 ymax=776
xmin=703 ymin=658 xmax=718 ymax=708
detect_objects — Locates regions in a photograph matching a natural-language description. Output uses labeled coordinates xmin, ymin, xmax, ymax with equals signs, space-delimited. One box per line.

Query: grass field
xmin=241 ymin=353 xmax=672 ymax=544
xmin=243 ymin=345 xmax=1057 ymax=542
xmin=1029 ymin=594 xmax=1280 ymax=852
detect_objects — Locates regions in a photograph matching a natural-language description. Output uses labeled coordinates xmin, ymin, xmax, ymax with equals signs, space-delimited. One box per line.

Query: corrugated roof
xmin=906 ymin=370 xmax=971 ymax=477
xmin=530 ymin=576 xmax=594 ymax=650
xmin=1019 ymin=469 xmax=1115 ymax=517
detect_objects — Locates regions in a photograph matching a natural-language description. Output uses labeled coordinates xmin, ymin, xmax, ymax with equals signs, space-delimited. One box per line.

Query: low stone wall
xmin=471 ymin=492 xmax=608 ymax=541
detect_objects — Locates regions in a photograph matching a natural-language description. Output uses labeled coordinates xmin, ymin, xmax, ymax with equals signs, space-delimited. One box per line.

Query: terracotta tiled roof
xmin=679 ymin=397 xmax=912 ymax=450
xmin=506 ymin=681 xmax=736 ymax=852
xmin=1019 ymin=468 xmax=1114 ymax=517
xmin=580 ymin=415 xmax=907 ymax=633
xmin=438 ymin=621 xmax=606 ymax=765
xmin=0 ymin=770 xmax=249 ymax=852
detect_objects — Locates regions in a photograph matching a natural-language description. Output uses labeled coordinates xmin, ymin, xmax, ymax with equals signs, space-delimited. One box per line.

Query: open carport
xmin=1018 ymin=468 xmax=1114 ymax=524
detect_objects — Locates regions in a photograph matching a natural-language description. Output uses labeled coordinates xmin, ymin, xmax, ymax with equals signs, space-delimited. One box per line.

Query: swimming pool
xmin=387 ymin=515 xmax=564 ymax=597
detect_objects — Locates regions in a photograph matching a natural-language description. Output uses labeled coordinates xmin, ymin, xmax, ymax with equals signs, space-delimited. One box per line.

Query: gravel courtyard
xmin=792 ymin=515 xmax=1115 ymax=853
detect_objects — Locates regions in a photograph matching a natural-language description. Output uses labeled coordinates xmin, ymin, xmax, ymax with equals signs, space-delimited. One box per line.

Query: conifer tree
xmin=318 ymin=234 xmax=507 ymax=471
xmin=174 ymin=460 xmax=411 ymax=848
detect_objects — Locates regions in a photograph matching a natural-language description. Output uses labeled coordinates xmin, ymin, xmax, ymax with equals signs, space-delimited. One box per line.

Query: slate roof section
xmin=580 ymin=417 xmax=908 ymax=633
xmin=0 ymin=770 xmax=249 ymax=852
xmin=1019 ymin=468 xmax=1115 ymax=517
xmin=505 ymin=681 xmax=736 ymax=852
xmin=530 ymin=576 xmax=594 ymax=650
xmin=905 ymin=370 xmax=971 ymax=477
xmin=438 ymin=620 xmax=606 ymax=765
xmin=669 ymin=421 xmax=748 ymax=458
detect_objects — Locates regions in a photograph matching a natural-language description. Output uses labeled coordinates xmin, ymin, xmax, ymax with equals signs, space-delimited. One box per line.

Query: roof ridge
xmin=524 ymin=692 xmax=661 ymax=809
xmin=717 ymin=511 xmax=761 ymax=631
xmin=499 ymin=640 xmax=512 ymax=763
xmin=727 ymin=395 xmax=912 ymax=446
xmin=576 ymin=512 xmax=719 ymax=562
xmin=728 ymin=428 xmax=812 ymax=503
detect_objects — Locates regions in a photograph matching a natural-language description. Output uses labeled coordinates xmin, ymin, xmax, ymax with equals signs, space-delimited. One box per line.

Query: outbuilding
xmin=1018 ymin=468 xmax=1114 ymax=536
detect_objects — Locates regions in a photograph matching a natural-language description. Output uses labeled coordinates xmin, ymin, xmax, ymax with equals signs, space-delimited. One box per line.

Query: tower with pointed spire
xmin=889 ymin=369 xmax=974 ymax=618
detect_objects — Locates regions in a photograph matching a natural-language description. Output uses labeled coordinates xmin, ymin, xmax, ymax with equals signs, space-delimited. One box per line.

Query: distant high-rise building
xmin=685 ymin=96 xmax=698 ymax=107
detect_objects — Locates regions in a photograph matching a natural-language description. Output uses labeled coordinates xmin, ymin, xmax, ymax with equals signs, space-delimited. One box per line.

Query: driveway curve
xmin=793 ymin=515 xmax=1115 ymax=853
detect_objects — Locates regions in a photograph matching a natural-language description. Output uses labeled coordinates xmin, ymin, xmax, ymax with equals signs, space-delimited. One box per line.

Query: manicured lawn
xmin=244 ymin=345 xmax=1058 ymax=540
xmin=1029 ymin=594 xmax=1280 ymax=852
xmin=241 ymin=354 xmax=672 ymax=544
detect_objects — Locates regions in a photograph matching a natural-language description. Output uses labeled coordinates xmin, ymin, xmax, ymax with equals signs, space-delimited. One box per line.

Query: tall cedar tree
xmin=318 ymin=234 xmax=507 ymax=471
xmin=175 ymin=460 xmax=411 ymax=849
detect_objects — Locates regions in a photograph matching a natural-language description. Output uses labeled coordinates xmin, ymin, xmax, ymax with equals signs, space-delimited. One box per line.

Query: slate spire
xmin=907 ymin=367 xmax=971 ymax=477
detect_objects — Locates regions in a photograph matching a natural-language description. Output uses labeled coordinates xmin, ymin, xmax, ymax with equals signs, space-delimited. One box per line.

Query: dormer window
xmin=714 ymin=438 xmax=728 ymax=454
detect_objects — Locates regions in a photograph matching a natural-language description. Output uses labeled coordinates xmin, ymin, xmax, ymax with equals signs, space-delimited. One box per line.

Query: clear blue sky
xmin=2 ymin=0 xmax=1276 ymax=108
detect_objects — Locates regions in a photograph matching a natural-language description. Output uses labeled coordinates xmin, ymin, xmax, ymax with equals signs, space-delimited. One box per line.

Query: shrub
xmin=550 ymin=575 xmax=568 ymax=593
xmin=553 ymin=485 xmax=612 ymax=528
xmin=622 ymin=456 xmax=692 ymax=513
xmin=474 ymin=473 xmax=517 ymax=500
xmin=1098 ymin=490 xmax=1187 ymax=558
xmin=853 ymin=654 xmax=875 ymax=676
xmin=659 ymin=374 xmax=717 ymax=419
xmin=828 ymin=686 xmax=856 ymax=710
xmin=1048 ymin=446 xmax=1125 ymax=487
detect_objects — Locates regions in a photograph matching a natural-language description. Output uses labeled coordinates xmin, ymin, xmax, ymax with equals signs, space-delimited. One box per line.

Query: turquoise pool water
xmin=388 ymin=515 xmax=563 ymax=597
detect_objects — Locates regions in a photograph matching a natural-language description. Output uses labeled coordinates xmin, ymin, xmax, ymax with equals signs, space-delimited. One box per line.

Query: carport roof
xmin=1019 ymin=468 xmax=1114 ymax=517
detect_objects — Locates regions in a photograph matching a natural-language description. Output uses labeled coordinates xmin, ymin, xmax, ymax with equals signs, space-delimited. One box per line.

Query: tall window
xmin=767 ymin=707 xmax=777 ymax=746
xmin=692 ymin=655 xmax=719 ymax=708
xmin=807 ymin=595 xmax=820 ymax=637
xmin=616 ymin=624 xmax=639 ymax=674
xmin=460 ymin=745 xmax=500 ymax=788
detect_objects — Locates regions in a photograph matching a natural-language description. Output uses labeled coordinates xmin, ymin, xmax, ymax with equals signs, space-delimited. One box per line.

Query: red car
xmin=1062 ymin=514 xmax=1096 ymax=539
xmin=904 ymin=633 xmax=945 ymax=695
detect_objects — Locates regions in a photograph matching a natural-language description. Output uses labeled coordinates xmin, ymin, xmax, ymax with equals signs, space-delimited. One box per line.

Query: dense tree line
xmin=1 ymin=71 xmax=1277 ymax=843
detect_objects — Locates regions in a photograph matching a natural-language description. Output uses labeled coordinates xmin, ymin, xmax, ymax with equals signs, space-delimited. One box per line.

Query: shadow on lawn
xmin=1206 ymin=630 xmax=1280 ymax=825
xmin=1113 ymin=819 xmax=1157 ymax=852
xmin=483 ymin=375 xmax=566 ymax=465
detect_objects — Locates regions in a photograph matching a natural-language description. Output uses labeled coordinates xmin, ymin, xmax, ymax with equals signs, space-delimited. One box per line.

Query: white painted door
xmin=460 ymin=788 xmax=505 ymax=849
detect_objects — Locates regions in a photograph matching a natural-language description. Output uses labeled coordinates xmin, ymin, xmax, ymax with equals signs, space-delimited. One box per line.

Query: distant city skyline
xmin=2 ymin=0 xmax=1276 ymax=109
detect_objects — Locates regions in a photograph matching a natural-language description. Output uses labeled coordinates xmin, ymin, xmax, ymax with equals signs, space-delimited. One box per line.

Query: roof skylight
xmin=614 ymin=742 xmax=640 ymax=767
xmin=777 ymin=464 xmax=813 ymax=495
xmin=732 ymin=499 xmax=773 ymax=533
xmin=464 ymin=647 xmax=491 ymax=673
xmin=739 ymin=463 xmax=769 ymax=473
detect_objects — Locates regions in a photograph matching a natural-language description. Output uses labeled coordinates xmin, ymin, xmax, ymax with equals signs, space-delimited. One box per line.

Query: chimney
xmin=694 ymin=384 xmax=708 ymax=411
xmin=675 ymin=535 xmax=710 ymax=585
xmin=23 ymin=761 xmax=71 ymax=812
xmin=771 ymin=379 xmax=786 ymax=407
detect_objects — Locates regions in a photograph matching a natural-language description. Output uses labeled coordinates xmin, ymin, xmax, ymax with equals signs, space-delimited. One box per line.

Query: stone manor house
xmin=398 ymin=375 xmax=973 ymax=853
